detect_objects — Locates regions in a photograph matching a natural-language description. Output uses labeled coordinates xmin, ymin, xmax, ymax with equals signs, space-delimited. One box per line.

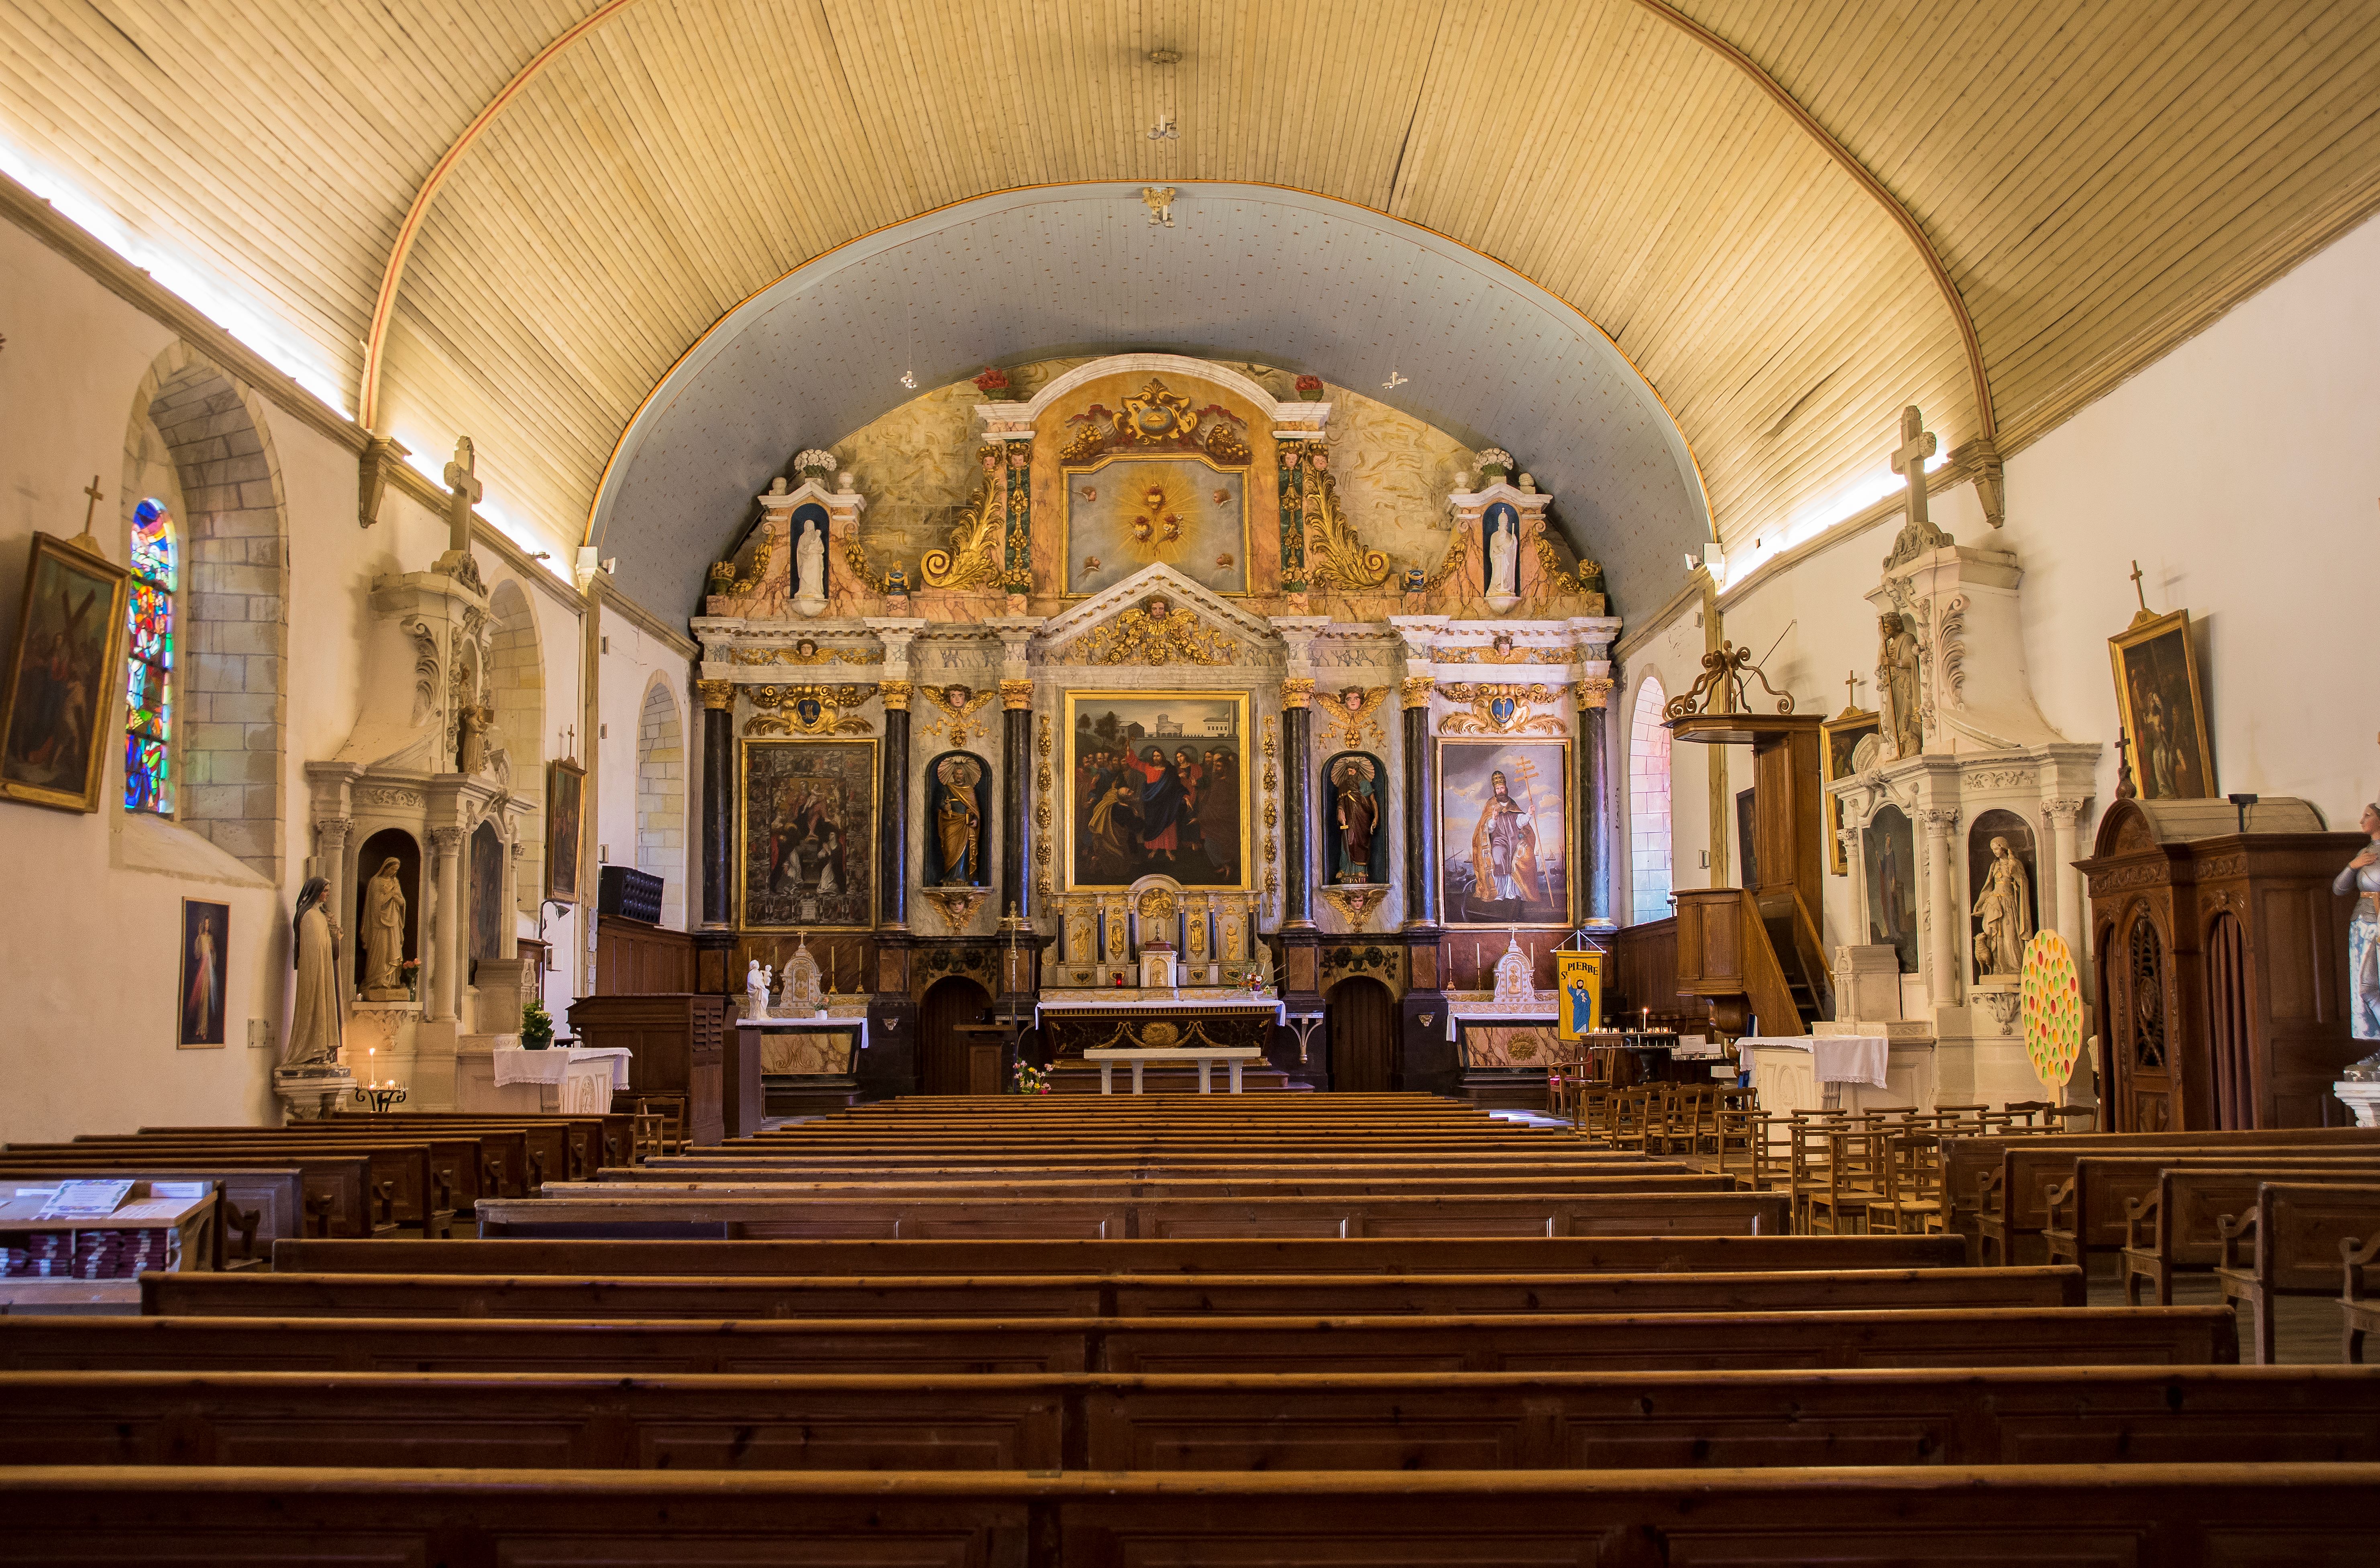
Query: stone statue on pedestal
xmin=361 ymin=857 xmax=410 ymax=999
xmin=1877 ymin=613 xmax=1922 ymax=759
xmin=1971 ymin=836 xmax=2034 ymax=977
xmin=1487 ymin=513 xmax=1518 ymax=599
xmin=794 ymin=517 xmax=827 ymax=615
xmin=282 ymin=876 xmax=346 ymax=1066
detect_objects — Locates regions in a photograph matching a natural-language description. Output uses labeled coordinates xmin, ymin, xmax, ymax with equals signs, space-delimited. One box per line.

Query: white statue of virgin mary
xmin=1486 ymin=512 xmax=1518 ymax=599
xmin=794 ymin=517 xmax=826 ymax=613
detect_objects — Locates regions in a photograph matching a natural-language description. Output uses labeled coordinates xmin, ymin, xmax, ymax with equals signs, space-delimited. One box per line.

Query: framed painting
xmin=740 ymin=737 xmax=878 ymax=929
xmin=545 ymin=759 xmax=585 ymax=904
xmin=0 ymin=531 xmax=131 ymax=813
xmin=1063 ymin=454 xmax=1251 ymax=598
xmin=1065 ymin=690 xmax=1249 ymax=889
xmin=1438 ymin=737 xmax=1573 ymax=927
xmin=2110 ymin=607 xmax=2215 ymax=800
xmin=1863 ymin=803 xmax=1919 ymax=975
xmin=1820 ymin=707 xmax=1879 ymax=875
xmin=179 ymin=898 xmax=229 ymax=1048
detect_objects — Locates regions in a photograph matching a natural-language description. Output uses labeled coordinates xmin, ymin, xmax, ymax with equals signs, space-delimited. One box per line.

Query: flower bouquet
xmin=1010 ymin=1059 xmax=1054 ymax=1096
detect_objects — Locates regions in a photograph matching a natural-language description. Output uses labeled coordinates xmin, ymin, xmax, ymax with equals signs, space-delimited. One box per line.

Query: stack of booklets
xmin=1 ymin=1233 xmax=76 ymax=1277
xmin=73 ymin=1227 xmax=176 ymax=1279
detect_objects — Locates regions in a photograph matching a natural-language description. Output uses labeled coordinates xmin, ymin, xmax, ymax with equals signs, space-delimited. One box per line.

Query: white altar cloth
xmin=1740 ymin=1034 xmax=1890 ymax=1088
xmin=489 ymin=1046 xmax=631 ymax=1115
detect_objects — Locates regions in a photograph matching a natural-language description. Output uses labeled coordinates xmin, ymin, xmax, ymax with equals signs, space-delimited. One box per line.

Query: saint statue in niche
xmin=1485 ymin=503 xmax=1520 ymax=599
xmin=1876 ymin=613 xmax=1923 ymax=758
xmin=795 ymin=515 xmax=826 ymax=608
xmin=456 ymin=704 xmax=492 ymax=774
xmin=933 ymin=755 xmax=985 ymax=885
xmin=362 ymin=857 xmax=409 ymax=997
xmin=282 ymin=876 xmax=345 ymax=1066
xmin=1332 ymin=755 xmax=1377 ymax=883
xmin=1971 ymin=836 xmax=2035 ymax=977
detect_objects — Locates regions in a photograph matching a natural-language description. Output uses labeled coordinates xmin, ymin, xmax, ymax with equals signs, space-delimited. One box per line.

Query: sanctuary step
xmin=1045 ymin=1061 xmax=1304 ymax=1095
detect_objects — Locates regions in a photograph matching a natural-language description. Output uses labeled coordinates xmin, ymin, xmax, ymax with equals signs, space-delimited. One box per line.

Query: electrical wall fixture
xmin=1382 ymin=369 xmax=1408 ymax=391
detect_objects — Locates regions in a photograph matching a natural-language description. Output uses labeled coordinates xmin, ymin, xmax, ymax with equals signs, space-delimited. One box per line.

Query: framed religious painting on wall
xmin=0 ymin=531 xmax=131 ymax=813
xmin=178 ymin=899 xmax=229 ymax=1048
xmin=1064 ymin=690 xmax=1249 ymax=889
xmin=2109 ymin=607 xmax=2215 ymax=800
xmin=1437 ymin=737 xmax=1573 ymax=927
xmin=1820 ymin=707 xmax=1879 ymax=875
xmin=545 ymin=759 xmax=585 ymax=904
xmin=740 ymin=737 xmax=879 ymax=929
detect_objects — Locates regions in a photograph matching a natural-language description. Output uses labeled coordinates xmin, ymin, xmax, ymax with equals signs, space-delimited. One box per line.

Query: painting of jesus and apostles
xmin=740 ymin=738 xmax=877 ymax=929
xmin=1066 ymin=693 xmax=1248 ymax=888
xmin=1439 ymin=739 xmax=1573 ymax=926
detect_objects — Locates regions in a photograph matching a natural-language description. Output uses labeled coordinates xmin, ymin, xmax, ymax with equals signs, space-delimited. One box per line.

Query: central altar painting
xmin=1066 ymin=691 xmax=1248 ymax=889
xmin=739 ymin=738 xmax=878 ymax=929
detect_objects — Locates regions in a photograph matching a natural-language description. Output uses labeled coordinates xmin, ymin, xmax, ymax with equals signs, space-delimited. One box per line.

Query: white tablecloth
xmin=491 ymin=1046 xmax=632 ymax=1091
xmin=1739 ymin=1034 xmax=1891 ymax=1088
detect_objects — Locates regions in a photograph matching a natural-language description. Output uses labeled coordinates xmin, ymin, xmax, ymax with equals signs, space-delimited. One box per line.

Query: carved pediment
xmin=1039 ymin=564 xmax=1274 ymax=668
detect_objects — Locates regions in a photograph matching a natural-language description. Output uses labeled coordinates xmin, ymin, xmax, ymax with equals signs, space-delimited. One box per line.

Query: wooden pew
xmin=140 ymin=1263 xmax=2084 ymax=1320
xmin=5 ymin=1365 xmax=2373 ymax=1472
xmin=2122 ymin=1169 xmax=2380 ymax=1308
xmin=134 ymin=1124 xmax=536 ymax=1205
xmin=538 ymin=1172 xmax=1735 ymax=1200
xmin=270 ymin=1233 xmax=1971 ymax=1276
xmin=12 ymin=1462 xmax=2372 ymax=1563
xmin=470 ymin=1189 xmax=1793 ymax=1239
xmin=0 ymin=1166 xmax=304 ymax=1270
xmin=328 ymin=1111 xmax=630 ymax=1173
xmin=0 ymin=1304 xmax=2242 ymax=1374
xmin=2041 ymin=1155 xmax=2380 ymax=1272
xmin=46 ymin=1135 xmax=459 ymax=1234
xmin=0 ymin=1150 xmax=371 ymax=1239
xmin=1978 ymin=1141 xmax=2380 ymax=1265
xmin=2216 ymin=1182 xmax=2380 ymax=1363
xmin=318 ymin=1115 xmax=593 ymax=1185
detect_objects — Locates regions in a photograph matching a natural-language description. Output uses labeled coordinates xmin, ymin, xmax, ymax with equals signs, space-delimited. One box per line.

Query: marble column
xmin=695 ymin=679 xmax=735 ymax=930
xmin=430 ymin=824 xmax=464 ymax=1022
xmin=1400 ymin=674 xmax=1440 ymax=927
xmin=2046 ymin=793 xmax=2089 ymax=979
xmin=1576 ymin=676 xmax=1614 ymax=924
xmin=1281 ymin=677 xmax=1316 ymax=928
xmin=879 ymin=681 xmax=912 ymax=930
xmin=999 ymin=679 xmax=1033 ymax=921
xmin=1920 ymin=806 xmax=1962 ymax=1009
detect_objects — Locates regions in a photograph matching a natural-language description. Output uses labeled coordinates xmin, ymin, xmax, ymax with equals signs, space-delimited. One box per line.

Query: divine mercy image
xmin=1439 ymin=739 xmax=1570 ymax=925
xmin=1068 ymin=694 xmax=1245 ymax=888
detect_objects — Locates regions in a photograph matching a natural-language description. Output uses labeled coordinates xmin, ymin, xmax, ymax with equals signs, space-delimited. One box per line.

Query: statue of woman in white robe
xmin=1486 ymin=513 xmax=1518 ymax=598
xmin=795 ymin=517 xmax=826 ymax=608
xmin=363 ymin=857 xmax=409 ymax=993
xmin=282 ymin=876 xmax=346 ymax=1066
xmin=1970 ymin=835 xmax=2034 ymax=977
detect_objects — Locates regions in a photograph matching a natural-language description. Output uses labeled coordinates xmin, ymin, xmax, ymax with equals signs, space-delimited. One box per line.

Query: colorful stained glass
xmin=131 ymin=498 xmax=175 ymax=589
xmin=124 ymin=499 xmax=176 ymax=815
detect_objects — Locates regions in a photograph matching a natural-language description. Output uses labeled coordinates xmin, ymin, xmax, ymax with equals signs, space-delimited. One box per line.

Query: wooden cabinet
xmin=595 ymin=914 xmax=695 ymax=995
xmin=568 ymin=994 xmax=725 ymax=1146
xmin=2080 ymin=797 xmax=2366 ymax=1130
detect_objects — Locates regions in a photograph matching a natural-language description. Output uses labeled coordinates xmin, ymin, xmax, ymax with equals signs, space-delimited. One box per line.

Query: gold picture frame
xmin=1437 ymin=736 xmax=1575 ymax=928
xmin=1820 ymin=707 xmax=1879 ymax=876
xmin=0 ymin=531 xmax=131 ymax=813
xmin=2109 ymin=607 xmax=2215 ymax=801
xmin=737 ymin=736 xmax=881 ymax=930
xmin=1063 ymin=689 xmax=1252 ymax=890
xmin=544 ymin=758 xmax=585 ymax=904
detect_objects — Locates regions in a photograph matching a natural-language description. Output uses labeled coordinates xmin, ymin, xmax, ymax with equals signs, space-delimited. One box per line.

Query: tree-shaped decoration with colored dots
xmin=2021 ymin=930 xmax=2085 ymax=1089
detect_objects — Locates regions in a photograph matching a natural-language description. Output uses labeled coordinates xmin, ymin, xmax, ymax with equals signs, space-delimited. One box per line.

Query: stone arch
xmin=1626 ymin=675 xmax=1673 ymax=922
xmin=635 ymin=675 xmax=687 ymax=929
xmin=485 ymin=580 xmax=546 ymax=911
xmin=119 ymin=341 xmax=290 ymax=882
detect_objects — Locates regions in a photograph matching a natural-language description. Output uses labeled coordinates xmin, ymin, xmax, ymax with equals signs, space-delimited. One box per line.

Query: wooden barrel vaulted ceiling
xmin=4 ymin=0 xmax=2376 ymax=611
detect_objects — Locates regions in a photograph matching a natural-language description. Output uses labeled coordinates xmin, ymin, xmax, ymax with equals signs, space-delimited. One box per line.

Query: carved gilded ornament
xmin=1297 ymin=454 xmax=1393 ymax=591
xmin=1000 ymin=679 xmax=1035 ymax=710
xmin=1573 ymin=676 xmax=1616 ymax=710
xmin=1435 ymin=682 xmax=1566 ymax=735
xmin=920 ymin=446 xmax=1007 ymax=591
xmin=1663 ymin=643 xmax=1795 ymax=722
xmin=709 ymin=530 xmax=772 ymax=595
xmin=1034 ymin=716 xmax=1054 ymax=899
xmin=919 ymin=886 xmax=990 ymax=930
xmin=1447 ymin=633 xmax=1569 ymax=666
xmin=1319 ymin=884 xmax=1390 ymax=932
xmin=742 ymin=683 xmax=875 ymax=737
xmin=1321 ymin=686 xmax=1392 ymax=749
xmin=1137 ymin=886 xmax=1179 ymax=925
xmin=1260 ymin=717 xmax=1280 ymax=903
xmin=695 ymin=678 xmax=735 ymax=711
xmin=1280 ymin=676 xmax=1316 ymax=710
xmin=919 ymin=684 xmax=996 ymax=745
xmin=879 ymin=679 xmax=913 ymax=711
xmin=733 ymin=639 xmax=864 ymax=667
xmin=1400 ymin=674 xmax=1436 ymax=710
xmin=1064 ymin=596 xmax=1232 ymax=667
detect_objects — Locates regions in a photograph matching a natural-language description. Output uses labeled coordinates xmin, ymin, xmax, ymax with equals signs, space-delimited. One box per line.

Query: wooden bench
xmin=540 ymin=1172 xmax=1736 ymax=1201
xmin=328 ymin=1111 xmax=631 ymax=1173
xmin=0 ymin=1150 xmax=373 ymax=1239
xmin=11 ymin=1461 xmax=2370 ymax=1562
xmin=5 ymin=1365 xmax=2372 ymax=1472
xmin=137 ymin=1123 xmax=542 ymax=1204
xmin=471 ymin=1189 xmax=1793 ymax=1239
xmin=0 ymin=1304 xmax=2241 ymax=1373
xmin=2119 ymin=1168 xmax=2380 ymax=1309
xmin=141 ymin=1264 xmax=2083 ymax=1320
xmin=2216 ymin=1182 xmax=2380 ymax=1363
xmin=1979 ymin=1142 xmax=2380 ymax=1265
xmin=45 ymin=1135 xmax=458 ymax=1234
xmin=2042 ymin=1155 xmax=2380 ymax=1273
xmin=270 ymin=1233 xmax=1971 ymax=1276
xmin=0 ymin=1166 xmax=306 ymax=1267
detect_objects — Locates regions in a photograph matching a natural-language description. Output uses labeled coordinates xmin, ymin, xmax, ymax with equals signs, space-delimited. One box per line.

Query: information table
xmin=1082 ymin=1046 xmax=1267 ymax=1095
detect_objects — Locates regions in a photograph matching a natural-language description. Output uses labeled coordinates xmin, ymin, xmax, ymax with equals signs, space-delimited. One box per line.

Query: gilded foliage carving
xmin=920 ymin=446 xmax=1007 ymax=590
xmin=742 ymin=683 xmax=876 ymax=737
xmin=1300 ymin=458 xmax=1392 ymax=590
xmin=1435 ymin=682 xmax=1567 ymax=735
xmin=1064 ymin=596 xmax=1233 ymax=667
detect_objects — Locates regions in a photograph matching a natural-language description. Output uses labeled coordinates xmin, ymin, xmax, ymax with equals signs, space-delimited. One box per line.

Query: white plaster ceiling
xmin=594 ymin=184 xmax=1710 ymax=616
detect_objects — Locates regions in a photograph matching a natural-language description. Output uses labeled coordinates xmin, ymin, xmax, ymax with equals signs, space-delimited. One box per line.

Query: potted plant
xmin=520 ymin=998 xmax=555 ymax=1050
xmin=974 ymin=367 xmax=1017 ymax=401
xmin=1293 ymin=374 xmax=1325 ymax=401
xmin=398 ymin=958 xmax=421 ymax=1000
xmin=1011 ymin=1059 xmax=1053 ymax=1096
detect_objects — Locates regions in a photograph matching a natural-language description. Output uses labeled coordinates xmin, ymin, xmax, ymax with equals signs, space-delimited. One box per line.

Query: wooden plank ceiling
xmin=3 ymin=0 xmax=2374 ymax=575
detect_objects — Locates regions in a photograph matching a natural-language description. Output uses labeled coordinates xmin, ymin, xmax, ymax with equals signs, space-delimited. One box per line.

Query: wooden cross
xmin=1843 ymin=670 xmax=1863 ymax=712
xmin=1890 ymin=405 xmax=1937 ymax=529
xmin=442 ymin=436 xmax=483 ymax=555
xmin=2128 ymin=559 xmax=2148 ymax=613
xmin=80 ymin=475 xmax=104 ymax=532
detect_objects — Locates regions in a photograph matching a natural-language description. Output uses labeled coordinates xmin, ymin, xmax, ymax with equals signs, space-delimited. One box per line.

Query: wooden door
xmin=919 ymin=976 xmax=992 ymax=1096
xmin=1327 ymin=976 xmax=1397 ymax=1091
xmin=2207 ymin=911 xmax=2254 ymax=1128
xmin=2114 ymin=907 xmax=2177 ymax=1132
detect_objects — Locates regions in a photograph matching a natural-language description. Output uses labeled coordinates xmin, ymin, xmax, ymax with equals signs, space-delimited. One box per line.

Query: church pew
xmin=2123 ymin=1168 xmax=2380 ymax=1307
xmin=2041 ymin=1155 xmax=2380 ymax=1271
xmin=1978 ymin=1144 xmax=2380 ymax=1265
xmin=138 ymin=1123 xmax=539 ymax=1202
xmin=5 ymin=1365 xmax=2373 ymax=1472
xmin=2217 ymin=1183 xmax=2380 ymax=1363
xmin=139 ymin=1263 xmax=2082 ymax=1320
xmin=468 ymin=1189 xmax=1792 ymax=1238
xmin=0 ymin=1149 xmax=374 ymax=1239
xmin=270 ymin=1233 xmax=1971 ymax=1276
xmin=0 ymin=1305 xmax=2242 ymax=1374
xmin=327 ymin=1111 xmax=628 ymax=1173
xmin=537 ymin=1172 xmax=1734 ymax=1200
xmin=0 ymin=1167 xmax=304 ymax=1270
xmin=52 ymin=1135 xmax=461 ymax=1233
xmin=15 ymin=1461 xmax=2372 ymax=1563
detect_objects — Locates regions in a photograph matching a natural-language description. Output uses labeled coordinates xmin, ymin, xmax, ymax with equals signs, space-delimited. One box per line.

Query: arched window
xmin=1628 ymin=676 xmax=1672 ymax=918
xmin=123 ymin=497 xmax=176 ymax=814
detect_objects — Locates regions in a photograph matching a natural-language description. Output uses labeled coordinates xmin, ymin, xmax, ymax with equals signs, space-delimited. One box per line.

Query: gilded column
xmin=429 ymin=825 xmax=464 ymax=1022
xmin=696 ymin=678 xmax=735 ymax=931
xmin=999 ymin=439 xmax=1033 ymax=603
xmin=879 ymin=681 xmax=913 ymax=931
xmin=1401 ymin=674 xmax=1440 ymax=927
xmin=1277 ymin=446 xmax=1309 ymax=593
xmin=1280 ymin=677 xmax=1316 ymax=929
xmin=999 ymin=679 xmax=1035 ymax=921
xmin=1576 ymin=676 xmax=1615 ymax=924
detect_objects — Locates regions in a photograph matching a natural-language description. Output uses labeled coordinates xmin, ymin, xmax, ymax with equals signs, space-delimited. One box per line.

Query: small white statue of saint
xmin=361 ymin=857 xmax=410 ymax=1000
xmin=1487 ymin=513 xmax=1518 ymax=599
xmin=745 ymin=959 xmax=774 ymax=1019
xmin=793 ymin=516 xmax=827 ymax=615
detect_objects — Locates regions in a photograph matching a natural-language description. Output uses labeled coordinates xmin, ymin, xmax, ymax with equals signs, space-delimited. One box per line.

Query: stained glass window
xmin=123 ymin=498 xmax=175 ymax=814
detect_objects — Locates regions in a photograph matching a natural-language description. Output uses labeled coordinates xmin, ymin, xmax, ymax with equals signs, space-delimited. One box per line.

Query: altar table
xmin=487 ymin=1046 xmax=632 ymax=1115
xmin=1082 ymin=1046 xmax=1266 ymax=1095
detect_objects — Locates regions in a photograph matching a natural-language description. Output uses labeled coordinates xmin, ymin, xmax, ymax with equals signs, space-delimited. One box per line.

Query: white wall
xmin=1616 ymin=208 xmax=2380 ymax=951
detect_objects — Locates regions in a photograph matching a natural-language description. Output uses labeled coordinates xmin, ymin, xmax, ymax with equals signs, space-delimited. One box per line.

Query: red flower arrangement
xmin=973 ymin=366 xmax=1012 ymax=392
xmin=1293 ymin=374 xmax=1324 ymax=393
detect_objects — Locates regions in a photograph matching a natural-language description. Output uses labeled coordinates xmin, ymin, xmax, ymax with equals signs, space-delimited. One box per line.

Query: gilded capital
xmin=1574 ymin=676 xmax=1615 ymax=710
xmin=1000 ymin=678 xmax=1034 ymax=710
xmin=1400 ymin=674 xmax=1435 ymax=709
xmin=1280 ymin=676 xmax=1316 ymax=709
xmin=695 ymin=678 xmax=735 ymax=711
xmin=879 ymin=679 xmax=913 ymax=711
